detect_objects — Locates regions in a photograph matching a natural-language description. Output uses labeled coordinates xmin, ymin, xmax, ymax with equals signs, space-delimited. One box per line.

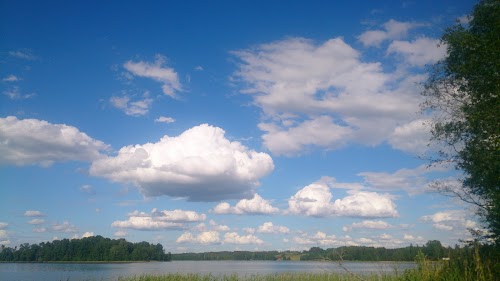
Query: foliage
xmin=422 ymin=0 xmax=500 ymax=243
xmin=0 ymin=235 xmax=171 ymax=262
xmin=171 ymin=240 xmax=494 ymax=262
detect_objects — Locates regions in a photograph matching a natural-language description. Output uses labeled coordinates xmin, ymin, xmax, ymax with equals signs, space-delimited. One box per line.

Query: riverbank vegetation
xmin=0 ymin=235 xmax=171 ymax=262
xmin=172 ymin=240 xmax=496 ymax=262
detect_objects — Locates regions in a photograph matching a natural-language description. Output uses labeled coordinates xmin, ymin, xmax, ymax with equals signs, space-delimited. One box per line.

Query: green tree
xmin=422 ymin=0 xmax=500 ymax=243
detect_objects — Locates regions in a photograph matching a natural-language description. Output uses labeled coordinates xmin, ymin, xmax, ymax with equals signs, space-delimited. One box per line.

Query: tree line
xmin=0 ymin=235 xmax=171 ymax=262
xmin=172 ymin=240 xmax=497 ymax=262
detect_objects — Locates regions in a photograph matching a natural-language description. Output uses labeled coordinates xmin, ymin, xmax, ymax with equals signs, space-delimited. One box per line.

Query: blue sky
xmin=0 ymin=0 xmax=479 ymax=252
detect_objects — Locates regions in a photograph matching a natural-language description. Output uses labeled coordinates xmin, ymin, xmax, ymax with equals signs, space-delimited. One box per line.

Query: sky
xmin=0 ymin=0 xmax=479 ymax=253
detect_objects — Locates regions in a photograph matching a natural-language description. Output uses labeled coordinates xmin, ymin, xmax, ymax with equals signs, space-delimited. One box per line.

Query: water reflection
xmin=0 ymin=261 xmax=416 ymax=281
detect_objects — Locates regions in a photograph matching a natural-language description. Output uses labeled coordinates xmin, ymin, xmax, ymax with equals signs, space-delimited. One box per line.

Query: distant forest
xmin=1 ymin=237 xmax=495 ymax=263
xmin=0 ymin=236 xmax=171 ymax=262
xmin=173 ymin=240 xmax=495 ymax=262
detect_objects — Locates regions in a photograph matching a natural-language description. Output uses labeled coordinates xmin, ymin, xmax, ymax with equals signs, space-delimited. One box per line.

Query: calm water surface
xmin=0 ymin=261 xmax=416 ymax=281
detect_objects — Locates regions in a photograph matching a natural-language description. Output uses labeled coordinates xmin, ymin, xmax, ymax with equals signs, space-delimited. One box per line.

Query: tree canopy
xmin=0 ymin=236 xmax=171 ymax=262
xmin=422 ymin=0 xmax=500 ymax=243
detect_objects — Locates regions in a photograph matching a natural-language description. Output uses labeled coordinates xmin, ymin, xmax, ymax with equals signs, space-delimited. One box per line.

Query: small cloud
xmin=154 ymin=116 xmax=175 ymax=123
xmin=3 ymin=87 xmax=36 ymax=100
xmin=81 ymin=231 xmax=94 ymax=238
xmin=110 ymin=93 xmax=153 ymax=116
xmin=33 ymin=227 xmax=47 ymax=233
xmin=256 ymin=222 xmax=290 ymax=234
xmin=80 ymin=184 xmax=96 ymax=195
xmin=223 ymin=232 xmax=264 ymax=245
xmin=213 ymin=194 xmax=279 ymax=215
xmin=9 ymin=49 xmax=37 ymax=60
xmin=114 ymin=230 xmax=127 ymax=237
xmin=2 ymin=75 xmax=21 ymax=82
xmin=52 ymin=221 xmax=78 ymax=233
xmin=24 ymin=210 xmax=45 ymax=217
xmin=123 ymin=54 xmax=182 ymax=98
xmin=27 ymin=218 xmax=45 ymax=225
xmin=194 ymin=66 xmax=204 ymax=71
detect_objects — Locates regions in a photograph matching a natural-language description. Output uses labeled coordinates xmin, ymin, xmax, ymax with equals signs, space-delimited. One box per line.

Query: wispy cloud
xmin=155 ymin=116 xmax=175 ymax=123
xmin=124 ymin=54 xmax=182 ymax=98
xmin=2 ymin=75 xmax=21 ymax=82
xmin=110 ymin=93 xmax=153 ymax=116
xmin=9 ymin=49 xmax=37 ymax=60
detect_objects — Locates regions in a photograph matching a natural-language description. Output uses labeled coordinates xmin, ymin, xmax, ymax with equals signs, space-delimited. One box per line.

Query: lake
xmin=0 ymin=261 xmax=417 ymax=281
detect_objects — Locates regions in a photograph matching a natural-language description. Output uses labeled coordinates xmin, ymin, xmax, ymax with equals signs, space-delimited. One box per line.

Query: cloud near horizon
xmin=287 ymin=179 xmax=398 ymax=218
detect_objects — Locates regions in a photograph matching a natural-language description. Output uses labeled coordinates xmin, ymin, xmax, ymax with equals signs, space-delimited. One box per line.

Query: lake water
xmin=0 ymin=261 xmax=416 ymax=281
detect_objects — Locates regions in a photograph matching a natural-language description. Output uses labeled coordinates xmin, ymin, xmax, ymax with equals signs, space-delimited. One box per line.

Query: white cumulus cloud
xmin=421 ymin=210 xmax=478 ymax=232
xmin=287 ymin=180 xmax=398 ymax=218
xmin=90 ymin=124 xmax=274 ymax=201
xmin=213 ymin=194 xmax=279 ymax=215
xmin=0 ymin=116 xmax=109 ymax=167
xmin=176 ymin=231 xmax=221 ymax=245
xmin=112 ymin=208 xmax=205 ymax=231
xmin=223 ymin=232 xmax=263 ymax=245
xmin=256 ymin=222 xmax=290 ymax=234
xmin=233 ymin=36 xmax=428 ymax=156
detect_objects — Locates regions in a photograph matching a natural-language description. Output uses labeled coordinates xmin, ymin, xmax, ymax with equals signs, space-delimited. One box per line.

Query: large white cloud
xmin=0 ymin=116 xmax=109 ymax=166
xmin=124 ymin=55 xmax=181 ymax=98
xmin=112 ymin=208 xmax=205 ymax=230
xmin=213 ymin=194 xmax=279 ymax=215
xmin=233 ymin=35 xmax=431 ymax=156
xmin=287 ymin=180 xmax=398 ymax=218
xmin=90 ymin=124 xmax=274 ymax=201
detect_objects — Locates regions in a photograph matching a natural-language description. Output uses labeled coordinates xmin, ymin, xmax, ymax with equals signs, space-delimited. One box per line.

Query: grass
xmin=117 ymin=273 xmax=401 ymax=281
